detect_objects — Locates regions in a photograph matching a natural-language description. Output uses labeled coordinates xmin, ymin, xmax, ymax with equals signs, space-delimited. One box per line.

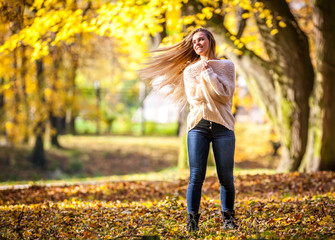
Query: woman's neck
xmin=200 ymin=54 xmax=217 ymax=61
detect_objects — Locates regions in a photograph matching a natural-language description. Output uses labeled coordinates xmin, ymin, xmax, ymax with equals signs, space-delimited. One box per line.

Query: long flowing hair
xmin=138 ymin=28 xmax=216 ymax=107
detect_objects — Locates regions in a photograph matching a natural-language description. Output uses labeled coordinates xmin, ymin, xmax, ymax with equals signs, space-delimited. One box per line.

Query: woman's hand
xmin=202 ymin=60 xmax=210 ymax=71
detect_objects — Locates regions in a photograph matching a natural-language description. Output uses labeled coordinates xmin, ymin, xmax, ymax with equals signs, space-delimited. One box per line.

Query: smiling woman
xmin=193 ymin=32 xmax=209 ymax=55
xmin=139 ymin=28 xmax=238 ymax=232
xmin=192 ymin=31 xmax=215 ymax=60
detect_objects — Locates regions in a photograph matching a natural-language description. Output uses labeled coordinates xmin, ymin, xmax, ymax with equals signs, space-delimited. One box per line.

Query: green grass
xmin=75 ymin=117 xmax=179 ymax=136
xmin=0 ymin=121 xmax=278 ymax=185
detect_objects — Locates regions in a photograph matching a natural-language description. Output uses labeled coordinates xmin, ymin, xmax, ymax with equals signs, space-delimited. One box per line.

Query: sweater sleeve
xmin=184 ymin=67 xmax=205 ymax=106
xmin=201 ymin=62 xmax=235 ymax=103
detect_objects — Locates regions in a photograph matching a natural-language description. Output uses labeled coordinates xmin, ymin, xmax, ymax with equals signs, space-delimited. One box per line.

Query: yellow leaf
xmin=196 ymin=13 xmax=205 ymax=20
xmin=44 ymin=88 xmax=52 ymax=98
xmin=214 ymin=8 xmax=221 ymax=14
xmin=183 ymin=15 xmax=195 ymax=25
xmin=279 ymin=21 xmax=287 ymax=28
xmin=254 ymin=2 xmax=264 ymax=8
xmin=241 ymin=12 xmax=250 ymax=19
xmin=5 ymin=121 xmax=13 ymax=131
xmin=270 ymin=29 xmax=279 ymax=35
xmin=233 ymin=49 xmax=243 ymax=55
xmin=230 ymin=35 xmax=236 ymax=41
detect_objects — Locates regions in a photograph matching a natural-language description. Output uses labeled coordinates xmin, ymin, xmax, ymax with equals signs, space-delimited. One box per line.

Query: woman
xmin=139 ymin=28 xmax=237 ymax=232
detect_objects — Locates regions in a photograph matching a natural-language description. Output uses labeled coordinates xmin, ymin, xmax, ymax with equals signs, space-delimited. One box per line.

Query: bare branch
xmin=236 ymin=8 xmax=249 ymax=39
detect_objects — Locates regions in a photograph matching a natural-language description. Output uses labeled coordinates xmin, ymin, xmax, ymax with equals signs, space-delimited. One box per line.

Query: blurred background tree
xmin=0 ymin=0 xmax=334 ymax=172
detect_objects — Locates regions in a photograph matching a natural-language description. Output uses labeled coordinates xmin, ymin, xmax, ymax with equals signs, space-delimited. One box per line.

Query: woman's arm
xmin=201 ymin=61 xmax=235 ymax=103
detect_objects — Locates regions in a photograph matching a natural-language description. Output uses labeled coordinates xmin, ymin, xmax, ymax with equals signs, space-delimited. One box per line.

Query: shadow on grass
xmin=0 ymin=131 xmax=279 ymax=182
xmin=0 ymin=139 xmax=179 ymax=182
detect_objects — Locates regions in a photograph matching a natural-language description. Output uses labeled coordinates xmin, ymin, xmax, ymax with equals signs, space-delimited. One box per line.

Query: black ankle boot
xmin=221 ymin=210 xmax=238 ymax=230
xmin=187 ymin=212 xmax=200 ymax=232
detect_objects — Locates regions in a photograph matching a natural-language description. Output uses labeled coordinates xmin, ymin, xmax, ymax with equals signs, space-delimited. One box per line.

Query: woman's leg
xmin=187 ymin=129 xmax=210 ymax=213
xmin=212 ymin=128 xmax=236 ymax=212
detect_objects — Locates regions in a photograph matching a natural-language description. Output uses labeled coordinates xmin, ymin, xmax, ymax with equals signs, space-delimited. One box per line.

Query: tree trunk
xmin=32 ymin=133 xmax=46 ymax=168
xmin=50 ymin=46 xmax=62 ymax=148
xmin=0 ymin=78 xmax=4 ymax=128
xmin=95 ymin=80 xmax=101 ymax=135
xmin=207 ymin=0 xmax=314 ymax=172
xmin=20 ymin=45 xmax=30 ymax=143
xmin=50 ymin=112 xmax=62 ymax=148
xmin=177 ymin=105 xmax=189 ymax=169
xmin=178 ymin=130 xmax=189 ymax=169
xmin=314 ymin=0 xmax=335 ymax=170
xmin=299 ymin=68 xmax=322 ymax=172
xmin=68 ymin=51 xmax=78 ymax=135
xmin=31 ymin=59 xmax=46 ymax=168
xmin=7 ymin=2 xmax=24 ymax=144
xmin=252 ymin=0 xmax=314 ymax=172
xmin=9 ymin=48 xmax=20 ymax=144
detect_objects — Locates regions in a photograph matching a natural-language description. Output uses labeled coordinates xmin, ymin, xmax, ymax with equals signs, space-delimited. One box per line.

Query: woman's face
xmin=193 ymin=31 xmax=210 ymax=57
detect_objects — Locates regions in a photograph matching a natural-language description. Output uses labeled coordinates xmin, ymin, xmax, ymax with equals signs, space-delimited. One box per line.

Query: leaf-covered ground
xmin=1 ymin=172 xmax=334 ymax=239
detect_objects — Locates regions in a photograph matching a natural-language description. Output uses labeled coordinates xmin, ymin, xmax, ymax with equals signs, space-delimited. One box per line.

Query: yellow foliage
xmin=196 ymin=13 xmax=206 ymax=21
xmin=44 ymin=88 xmax=52 ymax=99
xmin=202 ymin=7 xmax=214 ymax=19
xmin=237 ymin=43 xmax=244 ymax=49
xmin=241 ymin=12 xmax=250 ymax=19
xmin=183 ymin=15 xmax=195 ymax=25
xmin=214 ymin=8 xmax=221 ymax=14
xmin=254 ymin=2 xmax=264 ymax=8
xmin=5 ymin=121 xmax=13 ymax=131
xmin=230 ymin=35 xmax=237 ymax=41
xmin=233 ymin=48 xmax=243 ymax=55
xmin=270 ymin=29 xmax=279 ymax=35
xmin=278 ymin=21 xmax=287 ymax=28
xmin=0 ymin=83 xmax=11 ymax=92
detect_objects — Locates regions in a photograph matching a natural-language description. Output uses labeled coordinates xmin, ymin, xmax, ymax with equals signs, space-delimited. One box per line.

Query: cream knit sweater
xmin=183 ymin=59 xmax=235 ymax=132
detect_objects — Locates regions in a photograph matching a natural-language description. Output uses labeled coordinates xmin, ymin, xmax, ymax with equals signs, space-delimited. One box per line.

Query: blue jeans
xmin=187 ymin=118 xmax=235 ymax=213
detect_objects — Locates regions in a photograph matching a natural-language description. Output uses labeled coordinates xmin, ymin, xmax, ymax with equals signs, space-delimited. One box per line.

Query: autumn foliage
xmin=1 ymin=172 xmax=334 ymax=239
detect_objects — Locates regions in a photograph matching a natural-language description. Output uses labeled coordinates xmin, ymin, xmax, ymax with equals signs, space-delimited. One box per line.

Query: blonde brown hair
xmin=138 ymin=28 xmax=216 ymax=107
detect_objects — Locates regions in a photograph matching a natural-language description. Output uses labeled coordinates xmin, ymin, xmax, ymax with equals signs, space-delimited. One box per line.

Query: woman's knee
xmin=218 ymin=173 xmax=234 ymax=187
xmin=189 ymin=168 xmax=206 ymax=185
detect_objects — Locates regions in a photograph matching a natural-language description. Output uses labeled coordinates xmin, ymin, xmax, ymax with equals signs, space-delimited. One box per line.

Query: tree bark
xmin=50 ymin=112 xmax=62 ymax=147
xmin=0 ymin=78 xmax=4 ymax=126
xmin=7 ymin=2 xmax=24 ymax=144
xmin=66 ymin=53 xmax=78 ymax=135
xmin=254 ymin=0 xmax=314 ymax=172
xmin=50 ymin=46 xmax=62 ymax=148
xmin=177 ymin=106 xmax=189 ymax=169
xmin=314 ymin=0 xmax=335 ymax=170
xmin=31 ymin=59 xmax=46 ymax=168
xmin=208 ymin=0 xmax=314 ymax=172
xmin=20 ymin=45 xmax=30 ymax=143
